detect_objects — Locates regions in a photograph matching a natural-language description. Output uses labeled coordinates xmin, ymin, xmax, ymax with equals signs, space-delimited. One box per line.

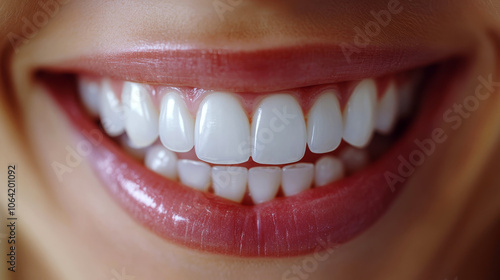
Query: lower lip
xmin=40 ymin=58 xmax=468 ymax=257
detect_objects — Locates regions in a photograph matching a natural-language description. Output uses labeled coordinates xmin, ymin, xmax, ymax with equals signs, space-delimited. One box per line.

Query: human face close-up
xmin=1 ymin=1 xmax=500 ymax=279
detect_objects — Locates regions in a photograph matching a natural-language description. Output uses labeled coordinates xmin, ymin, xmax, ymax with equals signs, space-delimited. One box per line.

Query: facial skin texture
xmin=1 ymin=0 xmax=500 ymax=279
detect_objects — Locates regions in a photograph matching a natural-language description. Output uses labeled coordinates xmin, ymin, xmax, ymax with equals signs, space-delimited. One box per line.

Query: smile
xmin=37 ymin=45 xmax=470 ymax=257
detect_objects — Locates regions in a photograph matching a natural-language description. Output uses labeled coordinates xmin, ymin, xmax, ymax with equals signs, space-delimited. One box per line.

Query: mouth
xmin=36 ymin=45 xmax=470 ymax=257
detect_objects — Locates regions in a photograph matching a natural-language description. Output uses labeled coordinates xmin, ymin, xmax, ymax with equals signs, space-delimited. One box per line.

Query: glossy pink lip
xmin=38 ymin=47 xmax=469 ymax=257
xmin=43 ymin=44 xmax=451 ymax=92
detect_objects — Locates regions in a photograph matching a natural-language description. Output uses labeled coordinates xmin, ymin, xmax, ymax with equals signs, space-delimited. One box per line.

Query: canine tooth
xmin=315 ymin=156 xmax=345 ymax=187
xmin=195 ymin=92 xmax=250 ymax=164
xmin=282 ymin=163 xmax=314 ymax=196
xmin=252 ymin=94 xmax=307 ymax=164
xmin=99 ymin=78 xmax=125 ymax=136
xmin=343 ymin=79 xmax=377 ymax=148
xmin=145 ymin=145 xmax=178 ymax=180
xmin=307 ymin=91 xmax=343 ymax=153
xmin=340 ymin=147 xmax=369 ymax=173
xmin=118 ymin=134 xmax=148 ymax=160
xmin=212 ymin=166 xmax=248 ymax=203
xmin=122 ymin=82 xmax=159 ymax=148
xmin=376 ymin=82 xmax=398 ymax=134
xmin=248 ymin=167 xmax=281 ymax=204
xmin=78 ymin=77 xmax=100 ymax=117
xmin=159 ymin=92 xmax=195 ymax=152
xmin=177 ymin=160 xmax=211 ymax=191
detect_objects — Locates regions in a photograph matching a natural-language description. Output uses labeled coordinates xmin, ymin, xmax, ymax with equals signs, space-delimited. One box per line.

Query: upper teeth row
xmin=78 ymin=77 xmax=409 ymax=165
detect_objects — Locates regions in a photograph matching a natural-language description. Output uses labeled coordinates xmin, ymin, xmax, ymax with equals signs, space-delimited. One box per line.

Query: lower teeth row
xmin=122 ymin=138 xmax=370 ymax=204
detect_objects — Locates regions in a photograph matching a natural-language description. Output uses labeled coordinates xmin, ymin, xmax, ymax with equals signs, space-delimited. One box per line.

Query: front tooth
xmin=307 ymin=91 xmax=343 ymax=153
xmin=375 ymin=81 xmax=398 ymax=134
xmin=195 ymin=92 xmax=250 ymax=164
xmin=177 ymin=159 xmax=211 ymax=191
xmin=78 ymin=77 xmax=100 ymax=117
xmin=343 ymin=79 xmax=377 ymax=148
xmin=99 ymin=78 xmax=125 ymax=136
xmin=145 ymin=145 xmax=178 ymax=180
xmin=122 ymin=82 xmax=159 ymax=148
xmin=252 ymin=94 xmax=307 ymax=164
xmin=248 ymin=167 xmax=281 ymax=204
xmin=159 ymin=92 xmax=195 ymax=152
xmin=315 ymin=156 xmax=344 ymax=187
xmin=282 ymin=163 xmax=314 ymax=196
xmin=212 ymin=166 xmax=248 ymax=203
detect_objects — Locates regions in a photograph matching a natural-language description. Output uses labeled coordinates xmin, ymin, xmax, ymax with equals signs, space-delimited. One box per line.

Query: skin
xmin=1 ymin=0 xmax=500 ymax=279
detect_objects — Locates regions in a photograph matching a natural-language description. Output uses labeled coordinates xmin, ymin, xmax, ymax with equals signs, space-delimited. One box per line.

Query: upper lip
xmin=40 ymin=44 xmax=453 ymax=92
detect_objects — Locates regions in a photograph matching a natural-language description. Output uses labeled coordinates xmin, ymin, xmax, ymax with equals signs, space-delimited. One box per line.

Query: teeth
xmin=195 ymin=92 xmax=250 ymax=164
xmin=122 ymin=82 xmax=159 ymax=148
xmin=99 ymin=79 xmax=125 ymax=136
xmin=375 ymin=81 xmax=398 ymax=134
xmin=159 ymin=92 xmax=195 ymax=152
xmin=315 ymin=156 xmax=345 ymax=187
xmin=145 ymin=145 xmax=178 ymax=180
xmin=307 ymin=91 xmax=343 ymax=153
xmin=340 ymin=147 xmax=369 ymax=173
xmin=281 ymin=163 xmax=314 ymax=196
xmin=343 ymin=79 xmax=377 ymax=148
xmin=84 ymin=69 xmax=419 ymax=203
xmin=248 ymin=167 xmax=281 ymax=204
xmin=78 ymin=77 xmax=101 ymax=117
xmin=212 ymin=166 xmax=248 ymax=203
xmin=252 ymin=94 xmax=307 ymax=164
xmin=177 ymin=159 xmax=211 ymax=191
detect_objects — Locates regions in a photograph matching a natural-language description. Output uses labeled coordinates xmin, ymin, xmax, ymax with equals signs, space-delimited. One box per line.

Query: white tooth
xmin=343 ymin=79 xmax=377 ymax=148
xmin=376 ymin=82 xmax=398 ymax=134
xmin=122 ymin=82 xmax=159 ymax=148
xmin=177 ymin=159 xmax=211 ymax=191
xmin=212 ymin=166 xmax=248 ymax=203
xmin=99 ymin=78 xmax=125 ymax=136
xmin=195 ymin=92 xmax=250 ymax=164
xmin=118 ymin=134 xmax=148 ymax=160
xmin=282 ymin=163 xmax=314 ymax=196
xmin=340 ymin=147 xmax=369 ymax=173
xmin=252 ymin=94 xmax=307 ymax=164
xmin=248 ymin=167 xmax=281 ymax=204
xmin=159 ymin=92 xmax=195 ymax=152
xmin=315 ymin=156 xmax=344 ymax=187
xmin=307 ymin=91 xmax=343 ymax=153
xmin=78 ymin=77 xmax=100 ymax=117
xmin=145 ymin=145 xmax=178 ymax=180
